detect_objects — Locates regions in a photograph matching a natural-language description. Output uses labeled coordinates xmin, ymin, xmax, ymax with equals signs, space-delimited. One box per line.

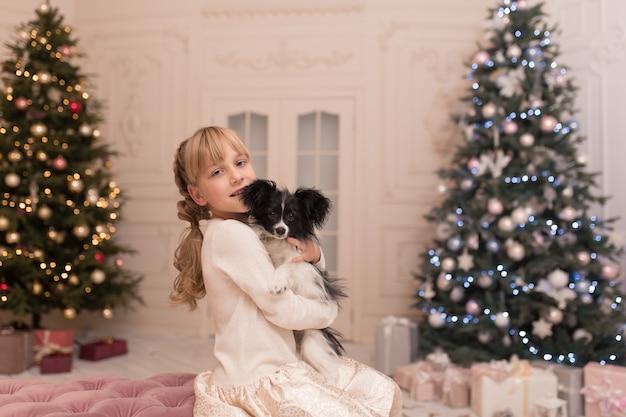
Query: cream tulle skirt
xmin=193 ymin=357 xmax=402 ymax=417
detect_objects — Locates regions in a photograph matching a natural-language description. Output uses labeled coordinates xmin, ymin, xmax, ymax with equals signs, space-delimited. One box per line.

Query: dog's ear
xmin=294 ymin=188 xmax=332 ymax=229
xmin=242 ymin=179 xmax=277 ymax=211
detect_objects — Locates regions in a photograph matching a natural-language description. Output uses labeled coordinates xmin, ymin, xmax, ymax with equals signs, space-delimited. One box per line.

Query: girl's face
xmin=187 ymin=145 xmax=256 ymax=221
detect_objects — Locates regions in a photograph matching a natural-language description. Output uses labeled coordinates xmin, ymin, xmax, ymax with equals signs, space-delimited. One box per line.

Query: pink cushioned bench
xmin=0 ymin=373 xmax=195 ymax=417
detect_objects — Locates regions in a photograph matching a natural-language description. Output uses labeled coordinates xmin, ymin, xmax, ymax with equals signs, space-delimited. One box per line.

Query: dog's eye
xmin=268 ymin=211 xmax=278 ymax=220
xmin=286 ymin=213 xmax=295 ymax=221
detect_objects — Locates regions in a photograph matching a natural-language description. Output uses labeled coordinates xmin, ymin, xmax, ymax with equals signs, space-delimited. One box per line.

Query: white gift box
xmin=532 ymin=361 xmax=584 ymax=417
xmin=374 ymin=315 xmax=418 ymax=376
xmin=471 ymin=358 xmax=558 ymax=417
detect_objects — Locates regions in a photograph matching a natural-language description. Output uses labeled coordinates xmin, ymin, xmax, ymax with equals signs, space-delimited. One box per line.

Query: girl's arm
xmin=211 ymin=221 xmax=337 ymax=330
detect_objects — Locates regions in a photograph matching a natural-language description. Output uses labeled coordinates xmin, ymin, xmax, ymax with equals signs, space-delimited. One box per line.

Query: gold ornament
xmin=38 ymin=205 xmax=52 ymax=220
xmin=68 ymin=178 xmax=84 ymax=193
xmin=63 ymin=307 xmax=77 ymax=319
xmin=32 ymin=281 xmax=43 ymax=295
xmin=30 ymin=122 xmax=48 ymax=137
xmin=5 ymin=231 xmax=20 ymax=244
xmin=90 ymin=269 xmax=106 ymax=284
xmin=0 ymin=216 xmax=9 ymax=231
xmin=68 ymin=274 xmax=80 ymax=285
xmin=101 ymin=307 xmax=114 ymax=319
xmin=4 ymin=173 xmax=21 ymax=188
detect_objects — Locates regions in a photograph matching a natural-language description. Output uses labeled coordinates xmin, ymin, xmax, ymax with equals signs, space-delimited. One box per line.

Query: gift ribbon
xmin=581 ymin=378 xmax=623 ymax=417
xmin=380 ymin=315 xmax=412 ymax=374
xmin=442 ymin=367 xmax=469 ymax=404
xmin=34 ymin=330 xmax=73 ymax=362
xmin=426 ymin=348 xmax=451 ymax=371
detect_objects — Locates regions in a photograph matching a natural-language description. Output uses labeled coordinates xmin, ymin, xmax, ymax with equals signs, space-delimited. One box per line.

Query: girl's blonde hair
xmin=170 ymin=126 xmax=250 ymax=310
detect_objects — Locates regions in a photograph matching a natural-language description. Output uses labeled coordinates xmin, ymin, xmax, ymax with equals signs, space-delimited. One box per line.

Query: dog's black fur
xmin=243 ymin=179 xmax=346 ymax=380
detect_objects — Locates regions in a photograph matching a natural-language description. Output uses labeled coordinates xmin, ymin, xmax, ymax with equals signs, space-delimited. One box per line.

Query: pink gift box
xmin=441 ymin=366 xmax=471 ymax=408
xmin=33 ymin=329 xmax=74 ymax=364
xmin=0 ymin=329 xmax=34 ymax=374
xmin=582 ymin=362 xmax=626 ymax=417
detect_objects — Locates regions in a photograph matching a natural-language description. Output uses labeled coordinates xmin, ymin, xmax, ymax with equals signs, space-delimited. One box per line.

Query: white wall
xmin=1 ymin=0 xmax=624 ymax=342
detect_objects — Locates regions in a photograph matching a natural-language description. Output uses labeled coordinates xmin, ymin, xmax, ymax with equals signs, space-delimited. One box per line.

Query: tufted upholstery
xmin=0 ymin=373 xmax=195 ymax=417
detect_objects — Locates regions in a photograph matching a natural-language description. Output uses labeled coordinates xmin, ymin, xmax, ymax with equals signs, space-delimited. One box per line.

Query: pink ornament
xmin=487 ymin=198 xmax=504 ymax=215
xmin=472 ymin=50 xmax=491 ymax=66
xmin=555 ymin=74 xmax=567 ymax=88
xmin=481 ymin=103 xmax=497 ymax=119
xmin=601 ymin=263 xmax=619 ymax=280
xmin=519 ymin=133 xmax=535 ymax=147
xmin=59 ymin=45 xmax=73 ymax=57
xmin=540 ymin=115 xmax=558 ymax=133
xmin=69 ymin=100 xmax=83 ymax=114
xmin=52 ymin=155 xmax=68 ymax=170
xmin=15 ymin=97 xmax=29 ymax=110
xmin=576 ymin=251 xmax=591 ymax=266
xmin=465 ymin=299 xmax=481 ymax=315
xmin=467 ymin=157 xmax=480 ymax=171
xmin=516 ymin=0 xmax=529 ymax=11
xmin=95 ymin=252 xmax=106 ymax=263
xmin=503 ymin=120 xmax=518 ymax=135
xmin=506 ymin=45 xmax=522 ymax=59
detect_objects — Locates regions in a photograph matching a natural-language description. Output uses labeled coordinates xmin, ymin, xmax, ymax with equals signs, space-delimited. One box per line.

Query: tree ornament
xmin=532 ymin=318 xmax=553 ymax=339
xmin=436 ymin=273 xmax=453 ymax=291
xmin=502 ymin=120 xmax=518 ymax=135
xmin=36 ymin=71 xmax=52 ymax=84
xmin=441 ymin=257 xmax=456 ymax=272
xmin=472 ymin=50 xmax=491 ymax=66
xmin=428 ymin=312 xmax=446 ymax=328
xmin=446 ymin=235 xmax=463 ymax=252
xmin=601 ymin=263 xmax=619 ymax=281
xmin=68 ymin=178 xmax=84 ymax=192
xmin=478 ymin=273 xmax=494 ymax=288
xmin=32 ymin=281 xmax=43 ymax=295
xmin=548 ymin=269 xmax=569 ymax=288
xmin=86 ymin=188 xmax=99 ymax=204
xmin=516 ymin=0 xmax=529 ymax=11
xmin=576 ymin=251 xmax=591 ymax=266
xmin=540 ymin=115 xmax=558 ymax=132
xmin=494 ymin=312 xmax=510 ymax=328
xmin=15 ymin=96 xmax=29 ymax=110
xmin=0 ymin=215 xmax=10 ymax=231
xmin=460 ymin=178 xmax=475 ymax=191
xmin=467 ymin=157 xmax=480 ymax=171
xmin=38 ymin=205 xmax=52 ymax=220
xmin=68 ymin=274 xmax=80 ymax=285
xmin=68 ymin=100 xmax=83 ymax=114
xmin=114 ymin=257 xmax=125 ymax=268
xmin=95 ymin=252 xmax=106 ymax=263
xmin=506 ymin=44 xmax=522 ymax=59
xmin=486 ymin=239 xmax=501 ymax=253
xmin=477 ymin=331 xmax=492 ymax=344
xmin=546 ymin=306 xmax=564 ymax=324
xmin=457 ymin=248 xmax=474 ymax=271
xmin=52 ymin=155 xmax=68 ymax=170
xmin=5 ymin=231 xmax=20 ymax=244
xmin=450 ymin=286 xmax=465 ymax=302
xmin=36 ymin=151 xmax=48 ymax=162
xmin=498 ymin=216 xmax=515 ymax=232
xmin=572 ymin=328 xmax=592 ymax=343
xmin=487 ymin=198 xmax=504 ymax=215
xmin=575 ymin=279 xmax=591 ymax=293
xmin=102 ymin=307 xmax=114 ymax=319
xmin=506 ymin=241 xmax=525 ymax=261
xmin=519 ymin=132 xmax=535 ymax=147
xmin=37 ymin=1 xmax=51 ymax=14
xmin=30 ymin=122 xmax=48 ymax=137
xmin=63 ymin=307 xmax=77 ymax=320
xmin=562 ymin=187 xmax=574 ymax=198
xmin=511 ymin=206 xmax=529 ymax=224
xmin=558 ymin=206 xmax=577 ymax=221
xmin=79 ymin=123 xmax=93 ymax=137
xmin=72 ymin=224 xmax=90 ymax=239
xmin=59 ymin=45 xmax=73 ymax=57
xmin=7 ymin=150 xmax=22 ymax=162
xmin=90 ymin=269 xmax=106 ymax=284
xmin=465 ymin=299 xmax=481 ymax=315
xmin=4 ymin=173 xmax=21 ymax=188
xmin=481 ymin=102 xmax=497 ymax=119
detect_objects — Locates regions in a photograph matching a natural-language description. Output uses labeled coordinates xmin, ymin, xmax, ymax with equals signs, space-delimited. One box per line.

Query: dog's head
xmin=242 ymin=179 xmax=331 ymax=240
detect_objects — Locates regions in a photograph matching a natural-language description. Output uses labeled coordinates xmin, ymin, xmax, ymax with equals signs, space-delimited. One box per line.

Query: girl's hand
xmin=287 ymin=237 xmax=321 ymax=264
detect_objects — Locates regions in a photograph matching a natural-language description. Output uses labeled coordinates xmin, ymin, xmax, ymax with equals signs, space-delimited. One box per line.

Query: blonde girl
xmin=172 ymin=126 xmax=402 ymax=416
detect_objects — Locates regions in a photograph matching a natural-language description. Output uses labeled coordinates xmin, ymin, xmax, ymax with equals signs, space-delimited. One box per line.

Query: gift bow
xmin=34 ymin=330 xmax=73 ymax=362
xmin=473 ymin=359 xmax=515 ymax=382
xmin=426 ymin=348 xmax=451 ymax=371
xmin=442 ymin=367 xmax=469 ymax=396
xmin=581 ymin=379 xmax=623 ymax=417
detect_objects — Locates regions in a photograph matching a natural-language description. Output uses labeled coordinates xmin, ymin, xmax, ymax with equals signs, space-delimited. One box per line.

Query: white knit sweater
xmin=201 ymin=218 xmax=338 ymax=387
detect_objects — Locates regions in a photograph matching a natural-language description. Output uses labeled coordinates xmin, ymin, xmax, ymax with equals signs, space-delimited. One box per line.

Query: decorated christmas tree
xmin=0 ymin=1 xmax=142 ymax=329
xmin=414 ymin=0 xmax=626 ymax=367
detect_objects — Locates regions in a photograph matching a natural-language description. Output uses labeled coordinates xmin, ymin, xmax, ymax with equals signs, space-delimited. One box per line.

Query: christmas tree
xmin=414 ymin=0 xmax=626 ymax=367
xmin=0 ymin=1 xmax=142 ymax=329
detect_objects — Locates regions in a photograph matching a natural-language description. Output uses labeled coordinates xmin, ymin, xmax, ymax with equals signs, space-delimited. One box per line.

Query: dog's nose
xmin=275 ymin=227 xmax=287 ymax=237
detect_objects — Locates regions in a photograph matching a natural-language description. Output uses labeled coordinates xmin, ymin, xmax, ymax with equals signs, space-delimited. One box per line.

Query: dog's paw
xmin=268 ymin=269 xmax=291 ymax=294
xmin=269 ymin=281 xmax=289 ymax=295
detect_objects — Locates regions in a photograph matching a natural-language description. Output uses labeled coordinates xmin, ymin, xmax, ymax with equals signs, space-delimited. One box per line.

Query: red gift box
xmin=40 ymin=353 xmax=73 ymax=374
xmin=79 ymin=338 xmax=127 ymax=360
xmin=34 ymin=329 xmax=74 ymax=364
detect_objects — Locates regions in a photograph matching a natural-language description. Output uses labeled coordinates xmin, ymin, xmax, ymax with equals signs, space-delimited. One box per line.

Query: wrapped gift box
xmin=441 ymin=366 xmax=471 ymax=408
xmin=394 ymin=361 xmax=438 ymax=402
xmin=375 ymin=315 xmax=418 ymax=376
xmin=533 ymin=360 xmax=584 ymax=417
xmin=34 ymin=328 xmax=74 ymax=364
xmin=40 ymin=353 xmax=73 ymax=374
xmin=0 ymin=328 xmax=34 ymax=374
xmin=79 ymin=338 xmax=127 ymax=360
xmin=582 ymin=362 xmax=626 ymax=417
xmin=471 ymin=358 xmax=558 ymax=417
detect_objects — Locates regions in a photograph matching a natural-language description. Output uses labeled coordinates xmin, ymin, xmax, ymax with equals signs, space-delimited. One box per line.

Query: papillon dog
xmin=242 ymin=179 xmax=346 ymax=382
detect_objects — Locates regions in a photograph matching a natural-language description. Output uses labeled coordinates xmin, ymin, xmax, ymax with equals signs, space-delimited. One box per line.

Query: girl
xmin=172 ymin=126 xmax=402 ymax=416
